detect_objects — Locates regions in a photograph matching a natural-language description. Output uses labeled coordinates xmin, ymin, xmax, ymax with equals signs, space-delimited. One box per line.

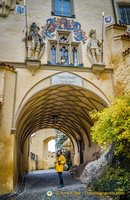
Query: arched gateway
xmin=12 ymin=72 xmax=109 ymax=189
xmin=0 ymin=63 xmax=115 ymax=195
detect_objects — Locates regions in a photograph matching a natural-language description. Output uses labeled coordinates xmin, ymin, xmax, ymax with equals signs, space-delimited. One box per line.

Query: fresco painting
xmin=41 ymin=18 xmax=87 ymax=44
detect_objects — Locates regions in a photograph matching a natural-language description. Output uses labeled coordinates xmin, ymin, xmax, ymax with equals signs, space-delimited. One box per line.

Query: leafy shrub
xmin=92 ymin=160 xmax=129 ymax=200
xmin=90 ymin=95 xmax=130 ymax=200
xmin=90 ymin=95 xmax=130 ymax=158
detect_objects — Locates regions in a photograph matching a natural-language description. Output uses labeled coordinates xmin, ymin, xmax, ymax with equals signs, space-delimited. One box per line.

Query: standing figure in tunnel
xmin=56 ymin=150 xmax=66 ymax=188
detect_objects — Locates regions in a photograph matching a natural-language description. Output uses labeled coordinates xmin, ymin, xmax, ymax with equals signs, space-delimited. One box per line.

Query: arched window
xmin=72 ymin=47 xmax=78 ymax=66
xmin=48 ymin=30 xmax=82 ymax=66
xmin=51 ymin=46 xmax=56 ymax=64
xmin=60 ymin=46 xmax=69 ymax=64
xmin=53 ymin=0 xmax=74 ymax=17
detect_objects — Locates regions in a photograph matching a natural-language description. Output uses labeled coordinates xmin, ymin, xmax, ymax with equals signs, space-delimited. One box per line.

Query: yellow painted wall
xmin=0 ymin=68 xmax=16 ymax=194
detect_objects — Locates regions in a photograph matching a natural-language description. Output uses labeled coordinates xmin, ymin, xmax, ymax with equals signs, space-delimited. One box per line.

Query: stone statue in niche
xmin=0 ymin=0 xmax=17 ymax=17
xmin=87 ymin=29 xmax=101 ymax=64
xmin=26 ymin=22 xmax=45 ymax=60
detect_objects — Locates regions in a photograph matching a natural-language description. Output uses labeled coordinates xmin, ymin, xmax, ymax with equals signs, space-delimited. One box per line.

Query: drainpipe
xmin=11 ymin=71 xmax=18 ymax=134
xmin=111 ymin=0 xmax=117 ymax=24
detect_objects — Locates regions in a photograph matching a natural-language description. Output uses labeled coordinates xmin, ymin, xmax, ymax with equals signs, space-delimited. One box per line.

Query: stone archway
xmin=13 ymin=83 xmax=108 ymax=189
xmin=0 ymin=67 xmax=113 ymax=194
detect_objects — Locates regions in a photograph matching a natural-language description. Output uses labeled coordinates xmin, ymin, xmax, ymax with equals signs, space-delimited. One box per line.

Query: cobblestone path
xmin=1 ymin=170 xmax=111 ymax=200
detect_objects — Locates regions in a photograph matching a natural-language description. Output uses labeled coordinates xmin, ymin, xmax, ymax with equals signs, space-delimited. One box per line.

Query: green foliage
xmin=92 ymin=157 xmax=130 ymax=200
xmin=90 ymin=95 xmax=130 ymax=199
xmin=90 ymin=95 xmax=130 ymax=158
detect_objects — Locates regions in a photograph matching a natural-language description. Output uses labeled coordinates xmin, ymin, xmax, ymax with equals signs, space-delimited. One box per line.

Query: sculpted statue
xmin=87 ymin=29 xmax=101 ymax=64
xmin=26 ymin=22 xmax=45 ymax=60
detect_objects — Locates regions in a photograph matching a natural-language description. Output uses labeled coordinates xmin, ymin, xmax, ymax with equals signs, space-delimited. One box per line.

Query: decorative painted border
xmin=41 ymin=17 xmax=87 ymax=44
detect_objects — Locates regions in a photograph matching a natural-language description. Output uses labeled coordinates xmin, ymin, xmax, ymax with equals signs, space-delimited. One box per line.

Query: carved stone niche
xmin=92 ymin=63 xmax=106 ymax=79
xmin=0 ymin=0 xmax=16 ymax=17
xmin=26 ymin=59 xmax=41 ymax=76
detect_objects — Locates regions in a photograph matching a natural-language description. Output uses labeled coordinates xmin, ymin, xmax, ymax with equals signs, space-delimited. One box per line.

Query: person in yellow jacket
xmin=56 ymin=149 xmax=66 ymax=188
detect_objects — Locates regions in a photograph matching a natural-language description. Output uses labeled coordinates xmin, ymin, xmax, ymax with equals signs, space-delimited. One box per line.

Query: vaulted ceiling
xmin=16 ymin=84 xmax=107 ymax=151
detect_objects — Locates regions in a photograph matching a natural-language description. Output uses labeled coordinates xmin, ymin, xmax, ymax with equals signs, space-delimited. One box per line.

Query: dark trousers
xmin=58 ymin=172 xmax=63 ymax=185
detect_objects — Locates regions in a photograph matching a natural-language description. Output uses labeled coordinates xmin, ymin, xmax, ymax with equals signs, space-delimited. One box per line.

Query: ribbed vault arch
xmin=16 ymin=84 xmax=108 ymax=152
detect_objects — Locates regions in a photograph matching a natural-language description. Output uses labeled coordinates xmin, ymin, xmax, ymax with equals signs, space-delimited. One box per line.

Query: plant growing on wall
xmin=90 ymin=94 xmax=130 ymax=158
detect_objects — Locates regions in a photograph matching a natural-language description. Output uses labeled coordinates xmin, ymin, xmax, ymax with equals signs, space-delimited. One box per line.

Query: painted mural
xmin=41 ymin=18 xmax=87 ymax=44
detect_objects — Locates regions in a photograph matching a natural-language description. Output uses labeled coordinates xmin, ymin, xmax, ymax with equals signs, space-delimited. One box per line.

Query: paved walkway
xmin=2 ymin=170 xmax=111 ymax=200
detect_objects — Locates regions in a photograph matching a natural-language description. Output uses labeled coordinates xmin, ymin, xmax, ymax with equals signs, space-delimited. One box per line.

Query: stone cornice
xmin=106 ymin=23 xmax=127 ymax=31
xmin=0 ymin=62 xmax=16 ymax=72
xmin=114 ymin=34 xmax=130 ymax=40
xmin=1 ymin=61 xmax=113 ymax=74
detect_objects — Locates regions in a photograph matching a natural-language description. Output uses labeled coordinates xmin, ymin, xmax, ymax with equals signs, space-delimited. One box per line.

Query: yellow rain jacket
xmin=56 ymin=154 xmax=66 ymax=172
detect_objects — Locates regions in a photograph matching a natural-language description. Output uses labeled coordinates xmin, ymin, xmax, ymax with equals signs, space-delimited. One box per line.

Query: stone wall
xmin=79 ymin=144 xmax=115 ymax=186
xmin=106 ymin=25 xmax=130 ymax=96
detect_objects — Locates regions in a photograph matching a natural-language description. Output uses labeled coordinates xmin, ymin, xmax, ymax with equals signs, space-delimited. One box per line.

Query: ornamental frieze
xmin=41 ymin=17 xmax=88 ymax=44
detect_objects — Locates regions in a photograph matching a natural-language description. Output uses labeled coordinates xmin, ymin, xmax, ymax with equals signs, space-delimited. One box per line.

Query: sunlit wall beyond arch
xmin=29 ymin=129 xmax=56 ymax=171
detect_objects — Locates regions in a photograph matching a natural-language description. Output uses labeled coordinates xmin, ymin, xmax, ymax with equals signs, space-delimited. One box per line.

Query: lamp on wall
xmin=52 ymin=115 xmax=58 ymax=124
